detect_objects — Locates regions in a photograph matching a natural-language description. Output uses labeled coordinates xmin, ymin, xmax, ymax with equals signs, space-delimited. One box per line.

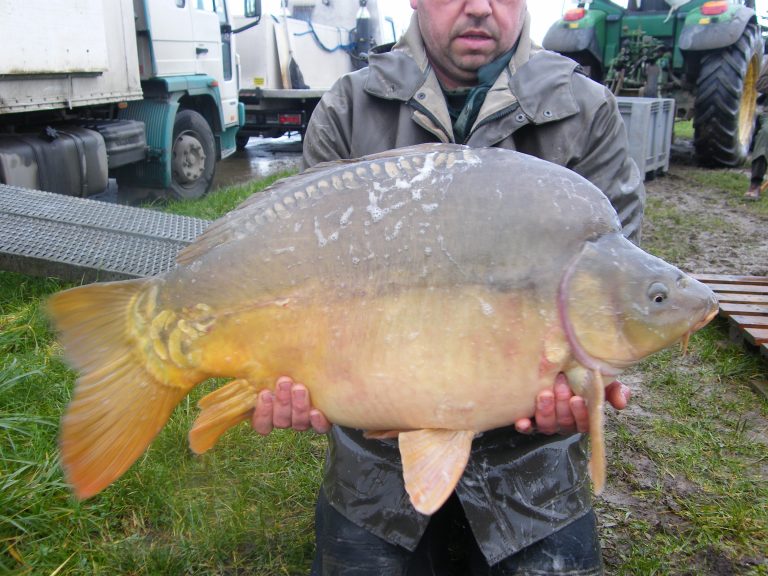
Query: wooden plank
xmin=744 ymin=327 xmax=768 ymax=345
xmin=718 ymin=303 xmax=768 ymax=316
xmin=693 ymin=273 xmax=768 ymax=285
xmin=705 ymin=283 xmax=768 ymax=295
xmin=715 ymin=293 xmax=768 ymax=304
xmin=729 ymin=314 xmax=768 ymax=328
xmin=694 ymin=275 xmax=768 ymax=362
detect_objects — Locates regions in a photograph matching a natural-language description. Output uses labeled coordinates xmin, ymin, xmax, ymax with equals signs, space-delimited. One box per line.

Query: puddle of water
xmin=214 ymin=135 xmax=304 ymax=189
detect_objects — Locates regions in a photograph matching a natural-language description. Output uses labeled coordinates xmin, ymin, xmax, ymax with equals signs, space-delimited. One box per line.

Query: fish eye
xmin=648 ymin=282 xmax=669 ymax=304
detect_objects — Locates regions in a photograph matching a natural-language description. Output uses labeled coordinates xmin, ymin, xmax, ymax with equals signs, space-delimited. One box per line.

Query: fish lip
xmin=690 ymin=303 xmax=719 ymax=332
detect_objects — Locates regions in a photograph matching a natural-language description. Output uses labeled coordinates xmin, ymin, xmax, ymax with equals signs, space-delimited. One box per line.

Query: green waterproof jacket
xmin=302 ymin=11 xmax=645 ymax=565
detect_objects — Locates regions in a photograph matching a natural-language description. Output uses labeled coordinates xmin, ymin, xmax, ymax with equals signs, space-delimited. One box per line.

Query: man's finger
xmin=514 ymin=417 xmax=535 ymax=435
xmin=570 ymin=396 xmax=589 ymax=433
xmin=291 ymin=384 xmax=311 ymax=431
xmin=273 ymin=377 xmax=293 ymax=428
xmin=252 ymin=390 xmax=275 ymax=435
xmin=310 ymin=409 xmax=332 ymax=434
xmin=554 ymin=380 xmax=576 ymax=432
xmin=606 ymin=381 xmax=631 ymax=410
xmin=533 ymin=390 xmax=558 ymax=435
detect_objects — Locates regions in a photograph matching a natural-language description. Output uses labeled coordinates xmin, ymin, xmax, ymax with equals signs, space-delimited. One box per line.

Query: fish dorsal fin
xmin=398 ymin=429 xmax=475 ymax=515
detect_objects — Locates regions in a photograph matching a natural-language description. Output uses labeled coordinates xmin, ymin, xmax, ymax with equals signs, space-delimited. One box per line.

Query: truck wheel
xmin=236 ymin=133 xmax=250 ymax=150
xmin=169 ymin=109 xmax=216 ymax=200
xmin=693 ymin=22 xmax=762 ymax=166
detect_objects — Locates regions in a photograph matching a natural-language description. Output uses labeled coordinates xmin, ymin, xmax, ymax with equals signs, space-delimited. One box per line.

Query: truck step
xmin=0 ymin=183 xmax=209 ymax=283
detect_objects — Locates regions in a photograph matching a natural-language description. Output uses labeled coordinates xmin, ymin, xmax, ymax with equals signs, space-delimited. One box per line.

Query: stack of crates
xmin=616 ymin=97 xmax=675 ymax=180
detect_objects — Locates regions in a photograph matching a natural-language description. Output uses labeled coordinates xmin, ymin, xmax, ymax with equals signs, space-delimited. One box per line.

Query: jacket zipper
xmin=409 ymin=100 xmax=453 ymax=143
xmin=467 ymin=102 xmax=521 ymax=141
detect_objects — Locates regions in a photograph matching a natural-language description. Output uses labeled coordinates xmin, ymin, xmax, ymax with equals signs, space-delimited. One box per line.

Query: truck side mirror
xmin=244 ymin=0 xmax=261 ymax=18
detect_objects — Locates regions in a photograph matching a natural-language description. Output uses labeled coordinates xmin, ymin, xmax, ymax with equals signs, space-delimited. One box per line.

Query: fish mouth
xmin=696 ymin=302 xmax=720 ymax=331
xmin=680 ymin=298 xmax=719 ymax=354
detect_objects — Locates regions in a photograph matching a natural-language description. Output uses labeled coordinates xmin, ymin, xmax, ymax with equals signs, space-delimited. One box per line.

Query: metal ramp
xmin=0 ymin=184 xmax=209 ymax=283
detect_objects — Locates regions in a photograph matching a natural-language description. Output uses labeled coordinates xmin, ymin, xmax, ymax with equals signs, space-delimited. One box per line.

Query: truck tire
xmin=169 ymin=109 xmax=216 ymax=200
xmin=236 ymin=133 xmax=250 ymax=150
xmin=693 ymin=22 xmax=761 ymax=167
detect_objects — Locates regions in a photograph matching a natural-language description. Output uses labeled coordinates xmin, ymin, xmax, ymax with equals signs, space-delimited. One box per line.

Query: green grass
xmin=597 ymin=326 xmax=768 ymax=575
xmin=1 ymin=176 xmax=328 ymax=575
xmin=1 ymin=167 xmax=767 ymax=574
xmin=595 ymin=168 xmax=768 ymax=574
xmin=683 ymin=167 xmax=768 ymax=215
xmin=674 ymin=118 xmax=694 ymax=140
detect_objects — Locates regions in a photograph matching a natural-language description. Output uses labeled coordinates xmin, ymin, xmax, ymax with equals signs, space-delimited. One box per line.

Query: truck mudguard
xmin=115 ymin=75 xmax=226 ymax=189
xmin=678 ymin=6 xmax=755 ymax=52
xmin=117 ymin=99 xmax=179 ymax=189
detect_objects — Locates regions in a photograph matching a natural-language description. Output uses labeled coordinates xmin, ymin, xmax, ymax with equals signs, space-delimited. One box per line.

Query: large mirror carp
xmin=48 ymin=143 xmax=718 ymax=514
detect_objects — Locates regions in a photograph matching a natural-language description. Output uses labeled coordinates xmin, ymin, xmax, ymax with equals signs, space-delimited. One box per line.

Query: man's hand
xmin=514 ymin=373 xmax=631 ymax=435
xmin=252 ymin=376 xmax=332 ymax=435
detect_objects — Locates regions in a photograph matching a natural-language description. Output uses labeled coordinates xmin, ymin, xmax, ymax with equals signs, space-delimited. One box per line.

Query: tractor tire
xmin=693 ymin=22 xmax=762 ymax=167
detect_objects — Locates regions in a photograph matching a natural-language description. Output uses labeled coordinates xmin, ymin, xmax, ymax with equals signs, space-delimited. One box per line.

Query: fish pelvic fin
xmin=189 ymin=379 xmax=259 ymax=454
xmin=566 ymin=366 xmax=607 ymax=495
xmin=48 ymin=279 xmax=193 ymax=500
xmin=398 ymin=429 xmax=475 ymax=516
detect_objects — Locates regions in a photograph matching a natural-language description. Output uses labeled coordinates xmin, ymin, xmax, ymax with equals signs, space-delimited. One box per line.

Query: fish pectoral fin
xmin=189 ymin=379 xmax=259 ymax=454
xmin=398 ymin=429 xmax=475 ymax=516
xmin=566 ymin=366 xmax=607 ymax=495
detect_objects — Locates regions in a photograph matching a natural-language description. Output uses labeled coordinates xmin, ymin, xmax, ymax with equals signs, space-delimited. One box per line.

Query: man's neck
xmin=428 ymin=60 xmax=479 ymax=90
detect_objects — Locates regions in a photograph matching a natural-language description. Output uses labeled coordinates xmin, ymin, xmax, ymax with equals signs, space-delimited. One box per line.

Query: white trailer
xmin=233 ymin=0 xmax=398 ymax=145
xmin=0 ymin=0 xmax=255 ymax=201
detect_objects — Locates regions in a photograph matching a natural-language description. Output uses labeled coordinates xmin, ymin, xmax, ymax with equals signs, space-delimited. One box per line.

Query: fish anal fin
xmin=398 ymin=429 xmax=475 ymax=516
xmin=189 ymin=379 xmax=259 ymax=454
xmin=363 ymin=430 xmax=406 ymax=440
xmin=565 ymin=366 xmax=607 ymax=495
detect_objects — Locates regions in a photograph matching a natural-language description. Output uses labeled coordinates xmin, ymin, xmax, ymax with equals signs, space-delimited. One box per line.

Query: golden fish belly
xmin=188 ymin=282 xmax=569 ymax=432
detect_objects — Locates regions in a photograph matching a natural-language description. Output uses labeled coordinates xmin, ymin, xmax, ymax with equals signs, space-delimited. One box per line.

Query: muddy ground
xmin=643 ymin=160 xmax=768 ymax=276
xmin=595 ymin=151 xmax=767 ymax=575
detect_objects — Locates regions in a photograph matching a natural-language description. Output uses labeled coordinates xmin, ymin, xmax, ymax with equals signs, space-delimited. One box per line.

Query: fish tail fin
xmin=48 ymin=280 xmax=190 ymax=500
xmin=189 ymin=379 xmax=259 ymax=454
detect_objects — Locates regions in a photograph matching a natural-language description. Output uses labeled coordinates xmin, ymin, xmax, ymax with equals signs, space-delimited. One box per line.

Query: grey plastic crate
xmin=617 ymin=97 xmax=675 ymax=179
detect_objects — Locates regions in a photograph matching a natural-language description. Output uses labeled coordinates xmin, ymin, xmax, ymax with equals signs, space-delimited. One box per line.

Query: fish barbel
xmin=48 ymin=143 xmax=718 ymax=514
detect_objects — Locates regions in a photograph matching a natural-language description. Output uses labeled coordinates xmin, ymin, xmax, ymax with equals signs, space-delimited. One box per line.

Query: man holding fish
xmin=253 ymin=0 xmax=644 ymax=573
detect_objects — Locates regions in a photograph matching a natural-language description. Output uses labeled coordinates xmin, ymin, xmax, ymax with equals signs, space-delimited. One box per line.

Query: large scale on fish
xmin=48 ymin=144 xmax=718 ymax=515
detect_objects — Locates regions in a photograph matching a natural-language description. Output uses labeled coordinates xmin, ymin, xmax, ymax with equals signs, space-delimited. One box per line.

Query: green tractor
xmin=543 ymin=0 xmax=764 ymax=167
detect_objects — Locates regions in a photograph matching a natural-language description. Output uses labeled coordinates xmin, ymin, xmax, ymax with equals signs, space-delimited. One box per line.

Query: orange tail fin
xmin=48 ymin=280 xmax=189 ymax=499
